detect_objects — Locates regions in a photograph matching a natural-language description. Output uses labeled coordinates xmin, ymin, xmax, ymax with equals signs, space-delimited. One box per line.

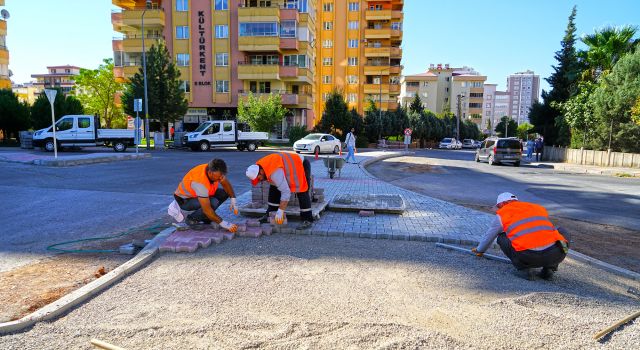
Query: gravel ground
xmin=1 ymin=235 xmax=639 ymax=349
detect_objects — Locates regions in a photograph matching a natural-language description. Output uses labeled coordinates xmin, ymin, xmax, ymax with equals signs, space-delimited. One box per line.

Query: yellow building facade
xmin=0 ymin=0 xmax=10 ymax=89
xmin=112 ymin=0 xmax=317 ymax=137
xmin=315 ymin=0 xmax=403 ymax=121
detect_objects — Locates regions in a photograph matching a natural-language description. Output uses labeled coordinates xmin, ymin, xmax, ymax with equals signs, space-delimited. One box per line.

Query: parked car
xmin=462 ymin=139 xmax=477 ymax=149
xmin=438 ymin=137 xmax=460 ymax=149
xmin=473 ymin=140 xmax=482 ymax=148
xmin=475 ymin=137 xmax=522 ymax=166
xmin=183 ymin=120 xmax=268 ymax=152
xmin=33 ymin=115 xmax=134 ymax=152
xmin=293 ymin=133 xmax=342 ymax=154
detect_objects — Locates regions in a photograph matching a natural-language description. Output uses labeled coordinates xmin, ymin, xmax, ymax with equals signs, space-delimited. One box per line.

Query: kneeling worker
xmin=168 ymin=158 xmax=238 ymax=233
xmin=472 ymin=192 xmax=570 ymax=280
xmin=245 ymin=152 xmax=313 ymax=230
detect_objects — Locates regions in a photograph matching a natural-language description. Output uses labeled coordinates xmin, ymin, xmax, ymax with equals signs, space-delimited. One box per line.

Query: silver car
xmin=475 ymin=137 xmax=522 ymax=166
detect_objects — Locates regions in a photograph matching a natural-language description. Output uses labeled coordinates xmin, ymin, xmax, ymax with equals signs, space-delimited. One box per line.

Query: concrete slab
xmin=328 ymin=194 xmax=405 ymax=214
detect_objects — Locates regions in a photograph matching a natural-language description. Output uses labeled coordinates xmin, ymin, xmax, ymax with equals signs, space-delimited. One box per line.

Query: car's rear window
xmin=497 ymin=139 xmax=521 ymax=148
xmin=442 ymin=138 xmax=452 ymax=142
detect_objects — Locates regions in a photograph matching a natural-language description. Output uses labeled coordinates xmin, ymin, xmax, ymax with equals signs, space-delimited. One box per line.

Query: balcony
xmin=122 ymin=34 xmax=165 ymax=52
xmin=365 ymin=28 xmax=391 ymax=39
xmin=389 ymin=84 xmax=400 ymax=94
xmin=111 ymin=11 xmax=123 ymax=31
xmin=364 ymin=84 xmax=389 ymax=94
xmin=237 ymin=63 xmax=280 ymax=80
xmin=121 ymin=8 xmax=165 ymax=28
xmin=238 ymin=4 xmax=280 ymax=21
xmin=364 ymin=65 xmax=391 ymax=76
xmin=364 ymin=46 xmax=391 ymax=57
xmin=390 ymin=47 xmax=402 ymax=58
xmin=279 ymin=38 xmax=298 ymax=50
xmin=238 ymin=36 xmax=280 ymax=52
xmin=0 ymin=19 xmax=6 ymax=35
xmin=279 ymin=65 xmax=298 ymax=78
xmin=392 ymin=10 xmax=403 ymax=20
xmin=391 ymin=29 xmax=403 ymax=39
xmin=365 ymin=9 xmax=392 ymax=20
xmin=112 ymin=39 xmax=123 ymax=51
xmin=390 ymin=65 xmax=402 ymax=74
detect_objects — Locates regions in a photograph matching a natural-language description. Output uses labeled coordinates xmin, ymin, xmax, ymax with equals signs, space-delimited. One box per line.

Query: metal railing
xmin=238 ymin=89 xmax=310 ymax=96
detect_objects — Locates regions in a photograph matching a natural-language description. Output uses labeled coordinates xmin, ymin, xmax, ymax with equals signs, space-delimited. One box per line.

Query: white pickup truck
xmin=183 ymin=120 xmax=269 ymax=152
xmin=33 ymin=115 xmax=135 ymax=152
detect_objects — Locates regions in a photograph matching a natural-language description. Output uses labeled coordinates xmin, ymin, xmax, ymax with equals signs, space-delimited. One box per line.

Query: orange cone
xmin=339 ymin=146 xmax=342 ymax=156
xmin=315 ymin=147 xmax=319 ymax=160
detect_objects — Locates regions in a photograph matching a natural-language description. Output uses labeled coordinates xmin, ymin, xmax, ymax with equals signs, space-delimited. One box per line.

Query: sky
xmin=5 ymin=0 xmax=640 ymax=95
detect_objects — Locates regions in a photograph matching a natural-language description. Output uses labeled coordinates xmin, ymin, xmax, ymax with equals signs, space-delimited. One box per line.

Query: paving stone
xmin=359 ymin=231 xmax=375 ymax=239
xmin=246 ymin=219 xmax=261 ymax=227
xmin=223 ymin=233 xmax=234 ymax=240
xmin=359 ymin=210 xmax=375 ymax=217
xmin=261 ymin=224 xmax=273 ymax=236
xmin=235 ymin=224 xmax=247 ymax=233
xmin=344 ymin=231 xmax=359 ymax=238
xmin=239 ymin=226 xmax=262 ymax=238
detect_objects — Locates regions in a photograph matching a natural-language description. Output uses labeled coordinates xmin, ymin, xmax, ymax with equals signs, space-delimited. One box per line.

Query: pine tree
xmin=409 ymin=94 xmax=424 ymax=115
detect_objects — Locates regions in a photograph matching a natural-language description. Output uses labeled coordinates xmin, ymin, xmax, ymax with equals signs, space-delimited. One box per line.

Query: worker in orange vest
xmin=245 ymin=152 xmax=313 ymax=230
xmin=472 ymin=192 xmax=570 ymax=280
xmin=168 ymin=158 xmax=238 ymax=233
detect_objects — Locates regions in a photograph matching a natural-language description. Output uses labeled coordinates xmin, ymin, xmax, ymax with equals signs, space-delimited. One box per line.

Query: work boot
xmin=186 ymin=215 xmax=206 ymax=231
xmin=539 ymin=267 xmax=555 ymax=280
xmin=515 ymin=268 xmax=536 ymax=281
xmin=258 ymin=215 xmax=270 ymax=224
xmin=296 ymin=220 xmax=313 ymax=231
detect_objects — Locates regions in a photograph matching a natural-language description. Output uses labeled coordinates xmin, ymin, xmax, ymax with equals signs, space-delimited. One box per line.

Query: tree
xmin=533 ymin=6 xmax=580 ymax=145
xmin=409 ymin=94 xmax=424 ymax=115
xmin=516 ymin=122 xmax=534 ymax=140
xmin=237 ymin=92 xmax=288 ymax=132
xmin=121 ymin=43 xmax=188 ymax=129
xmin=318 ymin=90 xmax=351 ymax=137
xmin=592 ymin=47 xmax=640 ymax=151
xmin=556 ymin=82 xmax=598 ymax=147
xmin=0 ymin=89 xmax=30 ymax=139
xmin=75 ymin=58 xmax=125 ymax=128
xmin=30 ymin=89 xmax=84 ymax=129
xmin=495 ymin=116 xmax=518 ymax=137
xmin=580 ymin=25 xmax=638 ymax=82
xmin=631 ymin=96 xmax=640 ymax=125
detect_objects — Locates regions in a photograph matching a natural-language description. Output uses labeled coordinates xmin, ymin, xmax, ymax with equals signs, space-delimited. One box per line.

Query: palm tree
xmin=580 ymin=25 xmax=639 ymax=81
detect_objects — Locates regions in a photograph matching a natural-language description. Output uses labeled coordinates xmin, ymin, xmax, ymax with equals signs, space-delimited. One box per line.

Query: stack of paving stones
xmin=248 ymin=175 xmax=324 ymax=209
xmin=160 ymin=219 xmax=273 ymax=253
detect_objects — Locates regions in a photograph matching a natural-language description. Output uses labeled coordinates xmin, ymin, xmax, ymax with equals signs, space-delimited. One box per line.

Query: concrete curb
xmin=567 ymin=250 xmax=640 ymax=281
xmin=0 ymin=227 xmax=175 ymax=335
xmin=32 ymin=153 xmax=152 ymax=167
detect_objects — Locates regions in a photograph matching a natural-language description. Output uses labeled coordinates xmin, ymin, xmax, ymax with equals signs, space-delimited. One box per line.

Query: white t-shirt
xmin=345 ymin=132 xmax=356 ymax=147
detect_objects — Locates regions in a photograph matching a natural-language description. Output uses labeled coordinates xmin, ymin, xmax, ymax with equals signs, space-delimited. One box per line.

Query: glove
xmin=229 ymin=198 xmax=239 ymax=215
xmin=220 ymin=220 xmax=238 ymax=233
xmin=471 ymin=248 xmax=484 ymax=257
xmin=274 ymin=209 xmax=285 ymax=225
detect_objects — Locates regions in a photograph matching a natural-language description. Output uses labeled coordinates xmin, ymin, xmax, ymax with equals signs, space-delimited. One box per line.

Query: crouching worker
xmin=245 ymin=152 xmax=313 ymax=230
xmin=168 ymin=158 xmax=238 ymax=233
xmin=472 ymin=192 xmax=570 ymax=280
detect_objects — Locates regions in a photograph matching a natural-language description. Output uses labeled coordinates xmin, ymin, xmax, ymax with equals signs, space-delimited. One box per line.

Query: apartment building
xmin=12 ymin=83 xmax=40 ymax=105
xmin=112 ymin=0 xmax=317 ymax=138
xmin=399 ymin=64 xmax=486 ymax=128
xmin=0 ymin=0 xmax=10 ymax=89
xmin=315 ymin=0 xmax=404 ymax=119
xmin=30 ymin=65 xmax=81 ymax=95
xmin=493 ymin=90 xmax=510 ymax=126
xmin=506 ymin=70 xmax=539 ymax=124
xmin=482 ymin=83 xmax=496 ymax=133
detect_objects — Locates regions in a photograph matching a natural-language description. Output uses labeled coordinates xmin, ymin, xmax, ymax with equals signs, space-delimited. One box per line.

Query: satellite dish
xmin=1 ymin=9 xmax=9 ymax=20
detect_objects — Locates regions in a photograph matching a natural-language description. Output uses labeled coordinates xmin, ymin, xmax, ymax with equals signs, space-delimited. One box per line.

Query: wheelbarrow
xmin=322 ymin=156 xmax=345 ymax=179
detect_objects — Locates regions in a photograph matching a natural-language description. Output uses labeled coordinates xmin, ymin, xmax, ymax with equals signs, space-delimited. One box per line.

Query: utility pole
xmin=142 ymin=0 xmax=152 ymax=150
xmin=456 ymin=93 xmax=464 ymax=140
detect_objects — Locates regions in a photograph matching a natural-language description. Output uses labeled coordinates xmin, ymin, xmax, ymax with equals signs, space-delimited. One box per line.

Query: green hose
xmin=46 ymin=224 xmax=168 ymax=254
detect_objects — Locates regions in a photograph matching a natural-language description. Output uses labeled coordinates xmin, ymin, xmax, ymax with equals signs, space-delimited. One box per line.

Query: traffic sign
xmin=134 ymin=99 xmax=143 ymax=112
xmin=404 ymin=128 xmax=412 ymax=136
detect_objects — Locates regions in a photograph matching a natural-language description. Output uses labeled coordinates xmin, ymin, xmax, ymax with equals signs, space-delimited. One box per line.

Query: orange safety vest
xmin=256 ymin=152 xmax=308 ymax=193
xmin=174 ymin=164 xmax=219 ymax=198
xmin=497 ymin=201 xmax=567 ymax=251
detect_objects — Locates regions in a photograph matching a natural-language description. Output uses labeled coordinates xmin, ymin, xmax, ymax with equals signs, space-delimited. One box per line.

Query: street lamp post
xmin=142 ymin=0 xmax=152 ymax=150
xmin=378 ymin=74 xmax=382 ymax=141
xmin=456 ymin=93 xmax=465 ymax=141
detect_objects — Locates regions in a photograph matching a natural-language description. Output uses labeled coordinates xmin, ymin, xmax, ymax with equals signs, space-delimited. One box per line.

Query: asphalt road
xmin=366 ymin=149 xmax=640 ymax=231
xmin=0 ymin=147 xmax=280 ymax=272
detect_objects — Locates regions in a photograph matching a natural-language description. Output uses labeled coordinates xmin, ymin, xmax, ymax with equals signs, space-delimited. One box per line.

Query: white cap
xmin=246 ymin=164 xmax=259 ymax=180
xmin=496 ymin=192 xmax=518 ymax=206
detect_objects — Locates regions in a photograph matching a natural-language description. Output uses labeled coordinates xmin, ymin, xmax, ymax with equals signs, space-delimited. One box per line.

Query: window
xmin=56 ymin=118 xmax=73 ymax=131
xmin=472 ymin=82 xmax=483 ymax=87
xmin=322 ymin=40 xmax=333 ymax=48
xmin=223 ymin=122 xmax=233 ymax=132
xmin=176 ymin=26 xmax=189 ymax=39
xmin=180 ymin=80 xmax=191 ymax=93
xmin=323 ymin=2 xmax=333 ymax=12
xmin=348 ymin=39 xmax=358 ymax=48
xmin=348 ymin=57 xmax=357 ymax=66
xmin=176 ymin=0 xmax=188 ymax=11
xmin=469 ymin=103 xmax=482 ymax=108
xmin=322 ymin=75 xmax=331 ymax=84
xmin=391 ymin=22 xmax=402 ymax=30
xmin=348 ymin=21 xmax=358 ymax=30
xmin=78 ymin=117 xmax=91 ymax=129
xmin=390 ymin=76 xmax=400 ymax=84
xmin=216 ymin=53 xmax=229 ymax=66
xmin=215 ymin=0 xmax=228 ymax=10
xmin=177 ymin=53 xmax=190 ymax=66
xmin=322 ymin=93 xmax=330 ymax=101
xmin=323 ymin=21 xmax=333 ymax=30
xmin=216 ymin=80 xmax=229 ymax=93
xmin=259 ymin=81 xmax=271 ymax=93
xmin=422 ymin=81 xmax=429 ymax=87
xmin=239 ymin=22 xmax=278 ymax=36
xmin=204 ymin=123 xmax=220 ymax=135
xmin=215 ymin=25 xmax=229 ymax=38
xmin=470 ymin=92 xmax=483 ymax=98
xmin=280 ymin=20 xmax=296 ymax=38
xmin=323 ymin=57 xmax=333 ymax=66
xmin=348 ymin=93 xmax=357 ymax=102
xmin=347 ymin=75 xmax=358 ymax=84
xmin=348 ymin=2 xmax=358 ymax=11
xmin=286 ymin=0 xmax=308 ymax=13
xmin=283 ymin=54 xmax=307 ymax=67
xmin=485 ymin=103 xmax=492 ymax=108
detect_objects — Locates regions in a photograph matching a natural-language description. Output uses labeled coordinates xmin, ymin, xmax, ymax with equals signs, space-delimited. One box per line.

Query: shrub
xmin=288 ymin=125 xmax=309 ymax=146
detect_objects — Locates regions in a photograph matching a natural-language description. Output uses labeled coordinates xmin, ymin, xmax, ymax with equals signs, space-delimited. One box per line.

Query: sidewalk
xmin=0 ymin=148 xmax=150 ymax=166
xmin=522 ymin=156 xmax=640 ymax=177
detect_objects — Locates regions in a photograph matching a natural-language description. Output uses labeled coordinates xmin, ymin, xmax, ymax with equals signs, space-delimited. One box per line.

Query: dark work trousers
xmin=497 ymin=227 xmax=571 ymax=271
xmin=174 ymin=188 xmax=229 ymax=223
xmin=266 ymin=158 xmax=313 ymax=222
